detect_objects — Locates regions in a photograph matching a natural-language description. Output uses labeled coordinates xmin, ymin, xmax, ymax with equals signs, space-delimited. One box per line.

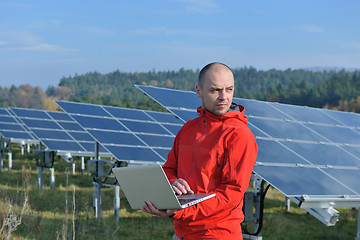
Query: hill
xmin=1 ymin=67 xmax=360 ymax=113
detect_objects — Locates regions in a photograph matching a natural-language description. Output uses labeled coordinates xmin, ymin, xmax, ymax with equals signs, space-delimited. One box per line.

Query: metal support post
xmin=114 ymin=185 xmax=120 ymax=222
xmin=50 ymin=167 xmax=55 ymax=187
xmin=0 ymin=150 xmax=3 ymax=171
xmin=8 ymin=152 xmax=12 ymax=173
xmin=72 ymin=161 xmax=76 ymax=175
xmin=81 ymin=156 xmax=85 ymax=175
xmin=38 ymin=166 xmax=43 ymax=189
xmin=94 ymin=182 xmax=102 ymax=219
xmin=356 ymin=208 xmax=360 ymax=240
xmin=27 ymin=143 xmax=30 ymax=153
xmin=285 ymin=196 xmax=291 ymax=212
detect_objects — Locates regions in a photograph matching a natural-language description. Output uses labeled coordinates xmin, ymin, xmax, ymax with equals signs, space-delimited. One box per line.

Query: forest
xmin=1 ymin=67 xmax=360 ymax=113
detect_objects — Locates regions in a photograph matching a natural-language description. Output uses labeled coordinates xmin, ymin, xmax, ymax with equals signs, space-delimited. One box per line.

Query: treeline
xmin=1 ymin=67 xmax=360 ymax=113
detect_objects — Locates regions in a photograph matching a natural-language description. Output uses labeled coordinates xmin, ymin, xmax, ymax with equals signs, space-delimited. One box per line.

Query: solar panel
xmin=10 ymin=108 xmax=109 ymax=156
xmin=56 ymin=101 xmax=183 ymax=164
xmin=0 ymin=108 xmax=38 ymax=144
xmin=135 ymin=85 xmax=360 ymax=204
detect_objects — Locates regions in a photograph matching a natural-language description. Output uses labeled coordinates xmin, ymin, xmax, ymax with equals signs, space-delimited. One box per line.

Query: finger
xmin=172 ymin=185 xmax=183 ymax=195
xmin=141 ymin=201 xmax=151 ymax=213
xmin=177 ymin=179 xmax=194 ymax=194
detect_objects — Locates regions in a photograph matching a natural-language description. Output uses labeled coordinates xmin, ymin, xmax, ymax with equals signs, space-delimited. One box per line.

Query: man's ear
xmin=196 ymin=85 xmax=201 ymax=97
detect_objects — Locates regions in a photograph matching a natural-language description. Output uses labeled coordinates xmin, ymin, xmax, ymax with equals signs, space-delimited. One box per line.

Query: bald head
xmin=198 ymin=62 xmax=233 ymax=88
xmin=196 ymin=62 xmax=234 ymax=116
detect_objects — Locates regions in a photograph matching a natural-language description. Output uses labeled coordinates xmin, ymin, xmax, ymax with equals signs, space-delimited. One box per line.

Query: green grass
xmin=0 ymin=145 xmax=358 ymax=239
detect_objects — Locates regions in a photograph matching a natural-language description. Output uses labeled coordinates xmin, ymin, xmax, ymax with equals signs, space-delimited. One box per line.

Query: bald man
xmin=142 ymin=62 xmax=258 ymax=240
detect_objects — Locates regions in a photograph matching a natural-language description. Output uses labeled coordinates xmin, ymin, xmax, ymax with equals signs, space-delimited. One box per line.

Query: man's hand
xmin=141 ymin=201 xmax=177 ymax=217
xmin=171 ymin=178 xmax=194 ymax=195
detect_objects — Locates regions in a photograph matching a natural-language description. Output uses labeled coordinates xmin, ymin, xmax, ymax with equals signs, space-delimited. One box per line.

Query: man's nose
xmin=218 ymin=90 xmax=227 ymax=100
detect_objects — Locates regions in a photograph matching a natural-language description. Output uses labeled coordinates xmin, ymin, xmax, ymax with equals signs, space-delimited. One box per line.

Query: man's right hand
xmin=171 ymin=178 xmax=194 ymax=195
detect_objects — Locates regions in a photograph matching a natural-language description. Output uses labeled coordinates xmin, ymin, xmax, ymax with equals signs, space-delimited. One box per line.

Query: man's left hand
xmin=141 ymin=201 xmax=177 ymax=217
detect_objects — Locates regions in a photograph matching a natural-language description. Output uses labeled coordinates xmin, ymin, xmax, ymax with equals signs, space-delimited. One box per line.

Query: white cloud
xmin=175 ymin=0 xmax=220 ymax=14
xmin=19 ymin=43 xmax=77 ymax=53
xmin=0 ymin=31 xmax=76 ymax=53
xmin=0 ymin=2 xmax=32 ymax=8
xmin=132 ymin=26 xmax=176 ymax=35
xmin=299 ymin=24 xmax=325 ymax=33
xmin=84 ymin=27 xmax=117 ymax=36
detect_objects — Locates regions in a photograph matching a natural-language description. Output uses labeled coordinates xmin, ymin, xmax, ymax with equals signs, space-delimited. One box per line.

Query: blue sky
xmin=1 ymin=0 xmax=360 ymax=89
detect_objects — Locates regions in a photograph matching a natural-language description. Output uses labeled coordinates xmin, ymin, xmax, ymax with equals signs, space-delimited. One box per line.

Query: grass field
xmin=0 ymin=146 xmax=358 ymax=240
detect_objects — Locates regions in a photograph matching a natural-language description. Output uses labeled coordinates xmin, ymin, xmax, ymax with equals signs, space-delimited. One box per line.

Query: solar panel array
xmin=0 ymin=108 xmax=38 ymax=144
xmin=9 ymin=107 xmax=109 ymax=157
xmin=135 ymin=85 xmax=360 ymax=199
xmin=56 ymin=101 xmax=183 ymax=164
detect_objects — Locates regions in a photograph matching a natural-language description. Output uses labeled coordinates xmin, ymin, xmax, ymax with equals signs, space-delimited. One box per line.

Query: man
xmin=142 ymin=62 xmax=258 ymax=240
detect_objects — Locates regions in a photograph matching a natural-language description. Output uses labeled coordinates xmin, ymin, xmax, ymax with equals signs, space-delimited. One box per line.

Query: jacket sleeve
xmin=171 ymin=127 xmax=258 ymax=221
xmin=163 ymin=127 xmax=182 ymax=184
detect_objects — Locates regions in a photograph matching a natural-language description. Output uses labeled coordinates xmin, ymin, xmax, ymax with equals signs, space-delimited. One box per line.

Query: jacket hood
xmin=197 ymin=102 xmax=248 ymax=125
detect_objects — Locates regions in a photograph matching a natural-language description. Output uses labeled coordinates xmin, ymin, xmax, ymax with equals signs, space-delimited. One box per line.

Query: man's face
xmin=196 ymin=68 xmax=234 ymax=116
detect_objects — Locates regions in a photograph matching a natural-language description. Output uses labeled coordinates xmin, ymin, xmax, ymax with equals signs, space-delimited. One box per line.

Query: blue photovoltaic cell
xmin=170 ymin=109 xmax=197 ymax=122
xmin=256 ymin=139 xmax=310 ymax=165
xmin=57 ymin=122 xmax=84 ymax=131
xmin=68 ymin=132 xmax=95 ymax=141
xmin=31 ymin=129 xmax=72 ymax=140
xmin=41 ymin=140 xmax=85 ymax=152
xmin=247 ymin=122 xmax=267 ymax=138
xmin=121 ymin=120 xmax=170 ymax=135
xmin=306 ymin=124 xmax=360 ymax=145
xmin=104 ymin=106 xmax=152 ymax=121
xmin=146 ymin=111 xmax=184 ymax=124
xmin=162 ymin=124 xmax=182 ymax=136
xmin=322 ymin=168 xmax=360 ymax=194
xmin=253 ymin=165 xmax=358 ymax=196
xmin=270 ymin=103 xmax=338 ymax=125
xmin=250 ymin=118 xmax=327 ymax=142
xmin=232 ymin=98 xmax=288 ymax=119
xmin=0 ymin=109 xmax=9 ymax=115
xmin=48 ymin=111 xmax=73 ymax=121
xmin=56 ymin=101 xmax=111 ymax=117
xmin=0 ymin=116 xmax=17 ymax=123
xmin=88 ymin=130 xmax=144 ymax=146
xmin=282 ymin=142 xmax=360 ymax=167
xmin=322 ymin=109 xmax=360 ymax=128
xmin=71 ymin=115 xmax=127 ymax=131
xmin=105 ymin=145 xmax=165 ymax=163
xmin=140 ymin=135 xmax=174 ymax=148
xmin=79 ymin=142 xmax=107 ymax=153
xmin=11 ymin=108 xmax=50 ymax=119
xmin=21 ymin=118 xmax=61 ymax=129
xmin=155 ymin=148 xmax=171 ymax=160
xmin=135 ymin=85 xmax=200 ymax=109
xmin=0 ymin=131 xmax=34 ymax=140
xmin=0 ymin=123 xmax=26 ymax=131
xmin=343 ymin=146 xmax=360 ymax=158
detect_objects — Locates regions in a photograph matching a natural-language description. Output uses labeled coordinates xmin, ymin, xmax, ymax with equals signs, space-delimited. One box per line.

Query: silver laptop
xmin=112 ymin=164 xmax=216 ymax=210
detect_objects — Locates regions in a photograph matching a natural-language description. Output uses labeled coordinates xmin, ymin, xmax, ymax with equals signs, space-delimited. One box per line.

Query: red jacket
xmin=163 ymin=105 xmax=258 ymax=240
